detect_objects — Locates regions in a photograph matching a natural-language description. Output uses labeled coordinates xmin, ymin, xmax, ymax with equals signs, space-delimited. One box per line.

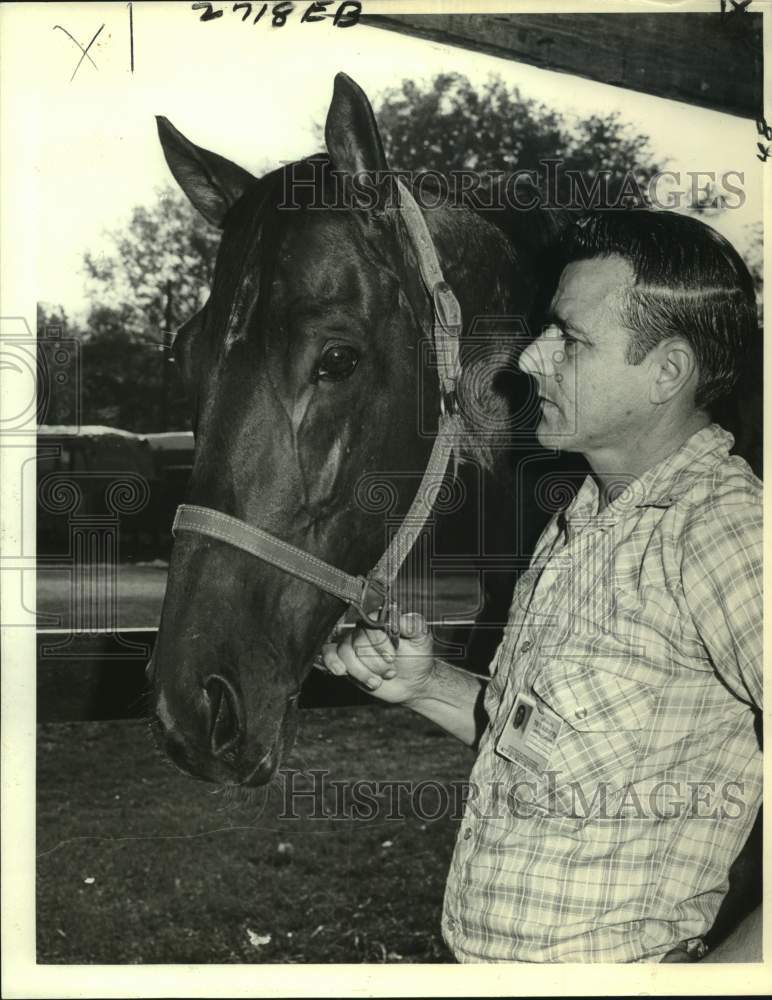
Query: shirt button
xmin=463 ymin=827 xmax=473 ymax=840
xmin=575 ymin=707 xmax=588 ymax=720
xmin=520 ymin=640 xmax=533 ymax=653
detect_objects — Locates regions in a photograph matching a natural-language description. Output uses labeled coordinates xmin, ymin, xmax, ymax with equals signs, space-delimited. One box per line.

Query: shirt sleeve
xmin=681 ymin=498 xmax=763 ymax=709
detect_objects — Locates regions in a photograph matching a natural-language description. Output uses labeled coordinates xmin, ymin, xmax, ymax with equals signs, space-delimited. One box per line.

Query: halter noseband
xmin=172 ymin=179 xmax=463 ymax=643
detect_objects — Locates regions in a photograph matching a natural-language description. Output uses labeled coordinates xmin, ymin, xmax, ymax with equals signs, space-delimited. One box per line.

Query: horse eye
xmin=315 ymin=343 xmax=359 ymax=382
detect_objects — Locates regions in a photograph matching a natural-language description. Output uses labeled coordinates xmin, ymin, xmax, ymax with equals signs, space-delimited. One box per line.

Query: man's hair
xmin=559 ymin=209 xmax=758 ymax=408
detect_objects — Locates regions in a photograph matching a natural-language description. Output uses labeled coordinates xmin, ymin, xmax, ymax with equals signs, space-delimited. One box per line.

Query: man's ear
xmin=650 ymin=339 xmax=699 ymax=404
xmin=156 ymin=117 xmax=255 ymax=228
xmin=324 ymin=72 xmax=388 ymax=177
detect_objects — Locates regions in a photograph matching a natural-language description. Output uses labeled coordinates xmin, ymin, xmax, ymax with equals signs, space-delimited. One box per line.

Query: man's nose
xmin=519 ymin=334 xmax=561 ymax=378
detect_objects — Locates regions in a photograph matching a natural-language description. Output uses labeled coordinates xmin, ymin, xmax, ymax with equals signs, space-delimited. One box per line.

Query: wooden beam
xmin=360 ymin=12 xmax=763 ymax=120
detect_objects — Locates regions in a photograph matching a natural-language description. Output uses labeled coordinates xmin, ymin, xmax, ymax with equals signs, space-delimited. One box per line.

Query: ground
xmin=35 ymin=563 xmax=481 ymax=964
xmin=37 ymin=706 xmax=472 ymax=964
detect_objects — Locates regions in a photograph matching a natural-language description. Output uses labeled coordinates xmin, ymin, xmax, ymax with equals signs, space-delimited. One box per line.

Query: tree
xmin=362 ymin=74 xmax=762 ymax=479
xmin=83 ymin=186 xmax=220 ymax=338
xmin=359 ymin=73 xmax=663 ymax=206
xmin=37 ymin=301 xmax=177 ymax=432
xmin=80 ymin=186 xmax=222 ymax=431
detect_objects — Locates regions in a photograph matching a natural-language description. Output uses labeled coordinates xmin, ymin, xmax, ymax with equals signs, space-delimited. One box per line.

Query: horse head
xmin=149 ymin=73 xmax=563 ymax=786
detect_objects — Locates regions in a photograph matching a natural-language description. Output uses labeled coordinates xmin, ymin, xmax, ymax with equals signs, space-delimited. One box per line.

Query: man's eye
xmin=314 ymin=343 xmax=359 ymax=382
xmin=540 ymin=323 xmax=577 ymax=346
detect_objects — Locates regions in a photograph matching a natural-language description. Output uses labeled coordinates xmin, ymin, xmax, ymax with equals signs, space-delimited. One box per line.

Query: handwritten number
xmin=192 ymin=2 xmax=224 ymax=21
xmin=191 ymin=0 xmax=361 ymax=27
xmin=271 ymin=1 xmax=294 ymax=26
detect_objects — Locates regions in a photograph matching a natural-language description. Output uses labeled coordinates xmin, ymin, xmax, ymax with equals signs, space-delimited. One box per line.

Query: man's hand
xmin=321 ymin=613 xmax=489 ymax=746
xmin=321 ymin=612 xmax=435 ymax=705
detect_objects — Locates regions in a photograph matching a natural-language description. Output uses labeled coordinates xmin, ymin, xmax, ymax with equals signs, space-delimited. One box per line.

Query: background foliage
xmin=38 ymin=73 xmax=761 ymax=437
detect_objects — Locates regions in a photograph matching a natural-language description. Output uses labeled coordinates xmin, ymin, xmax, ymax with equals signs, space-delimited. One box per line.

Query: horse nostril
xmin=205 ymin=676 xmax=242 ymax=757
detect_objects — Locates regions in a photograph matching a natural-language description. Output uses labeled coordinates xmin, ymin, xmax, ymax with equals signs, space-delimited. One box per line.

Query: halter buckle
xmin=353 ymin=575 xmax=401 ymax=640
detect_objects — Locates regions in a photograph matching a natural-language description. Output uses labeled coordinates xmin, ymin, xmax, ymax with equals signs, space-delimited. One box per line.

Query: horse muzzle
xmin=150 ymin=676 xmax=297 ymax=786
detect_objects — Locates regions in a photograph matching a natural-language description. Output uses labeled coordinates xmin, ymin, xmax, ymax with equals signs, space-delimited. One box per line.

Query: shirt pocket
xmin=527 ymin=660 xmax=657 ymax=818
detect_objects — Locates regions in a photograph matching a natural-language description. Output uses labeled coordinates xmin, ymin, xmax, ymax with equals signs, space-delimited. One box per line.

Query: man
xmin=322 ymin=209 xmax=762 ymax=963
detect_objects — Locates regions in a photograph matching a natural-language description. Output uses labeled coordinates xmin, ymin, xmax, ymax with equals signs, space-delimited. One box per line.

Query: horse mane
xmin=403 ymin=172 xmax=572 ymax=472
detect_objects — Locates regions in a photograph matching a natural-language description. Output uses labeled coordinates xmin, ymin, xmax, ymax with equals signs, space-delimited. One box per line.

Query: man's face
xmin=519 ymin=255 xmax=654 ymax=457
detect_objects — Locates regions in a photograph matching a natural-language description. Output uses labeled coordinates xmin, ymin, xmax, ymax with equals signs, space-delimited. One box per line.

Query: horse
xmin=146 ymin=71 xmax=570 ymax=787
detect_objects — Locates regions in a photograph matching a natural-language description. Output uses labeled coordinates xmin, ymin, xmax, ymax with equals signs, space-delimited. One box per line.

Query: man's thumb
xmin=399 ymin=612 xmax=430 ymax=643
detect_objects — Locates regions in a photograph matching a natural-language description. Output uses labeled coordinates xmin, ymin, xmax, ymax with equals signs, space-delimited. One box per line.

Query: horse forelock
xmin=213 ymin=157 xmax=403 ymax=355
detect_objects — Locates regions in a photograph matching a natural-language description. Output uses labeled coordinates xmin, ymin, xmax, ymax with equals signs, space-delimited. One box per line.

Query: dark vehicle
xmin=37 ymin=425 xmax=193 ymax=560
xmin=142 ymin=431 xmax=195 ymax=538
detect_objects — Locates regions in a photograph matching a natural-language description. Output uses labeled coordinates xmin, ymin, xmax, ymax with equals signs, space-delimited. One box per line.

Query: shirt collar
xmin=562 ymin=423 xmax=735 ymax=529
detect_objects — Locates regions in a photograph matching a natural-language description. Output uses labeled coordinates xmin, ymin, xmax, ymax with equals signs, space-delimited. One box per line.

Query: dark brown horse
xmin=147 ymin=73 xmax=567 ymax=787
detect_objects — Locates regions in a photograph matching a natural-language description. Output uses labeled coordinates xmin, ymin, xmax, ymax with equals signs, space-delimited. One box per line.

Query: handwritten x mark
xmin=53 ymin=23 xmax=105 ymax=82
xmin=721 ymin=0 xmax=753 ymax=14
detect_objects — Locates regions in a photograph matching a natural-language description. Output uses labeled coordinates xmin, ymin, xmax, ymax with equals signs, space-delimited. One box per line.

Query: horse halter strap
xmin=172 ymin=179 xmax=463 ymax=640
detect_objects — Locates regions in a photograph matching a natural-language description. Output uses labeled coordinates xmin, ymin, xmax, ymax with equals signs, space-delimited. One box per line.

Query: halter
xmin=172 ymin=179 xmax=463 ymax=643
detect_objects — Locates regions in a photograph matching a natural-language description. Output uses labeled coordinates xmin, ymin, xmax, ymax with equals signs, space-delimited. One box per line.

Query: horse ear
xmin=156 ymin=116 xmax=255 ymax=228
xmin=324 ymin=73 xmax=388 ymax=177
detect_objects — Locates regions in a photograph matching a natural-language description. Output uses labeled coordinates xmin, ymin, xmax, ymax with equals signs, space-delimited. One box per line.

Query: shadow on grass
xmin=37 ymin=706 xmax=469 ymax=964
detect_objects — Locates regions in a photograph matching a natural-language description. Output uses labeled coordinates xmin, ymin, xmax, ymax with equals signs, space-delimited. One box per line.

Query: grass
xmin=35 ymin=564 xmax=488 ymax=963
xmin=37 ymin=706 xmax=474 ymax=964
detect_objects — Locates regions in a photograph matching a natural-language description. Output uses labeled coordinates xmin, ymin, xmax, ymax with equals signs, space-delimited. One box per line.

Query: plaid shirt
xmin=442 ymin=423 xmax=763 ymax=963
